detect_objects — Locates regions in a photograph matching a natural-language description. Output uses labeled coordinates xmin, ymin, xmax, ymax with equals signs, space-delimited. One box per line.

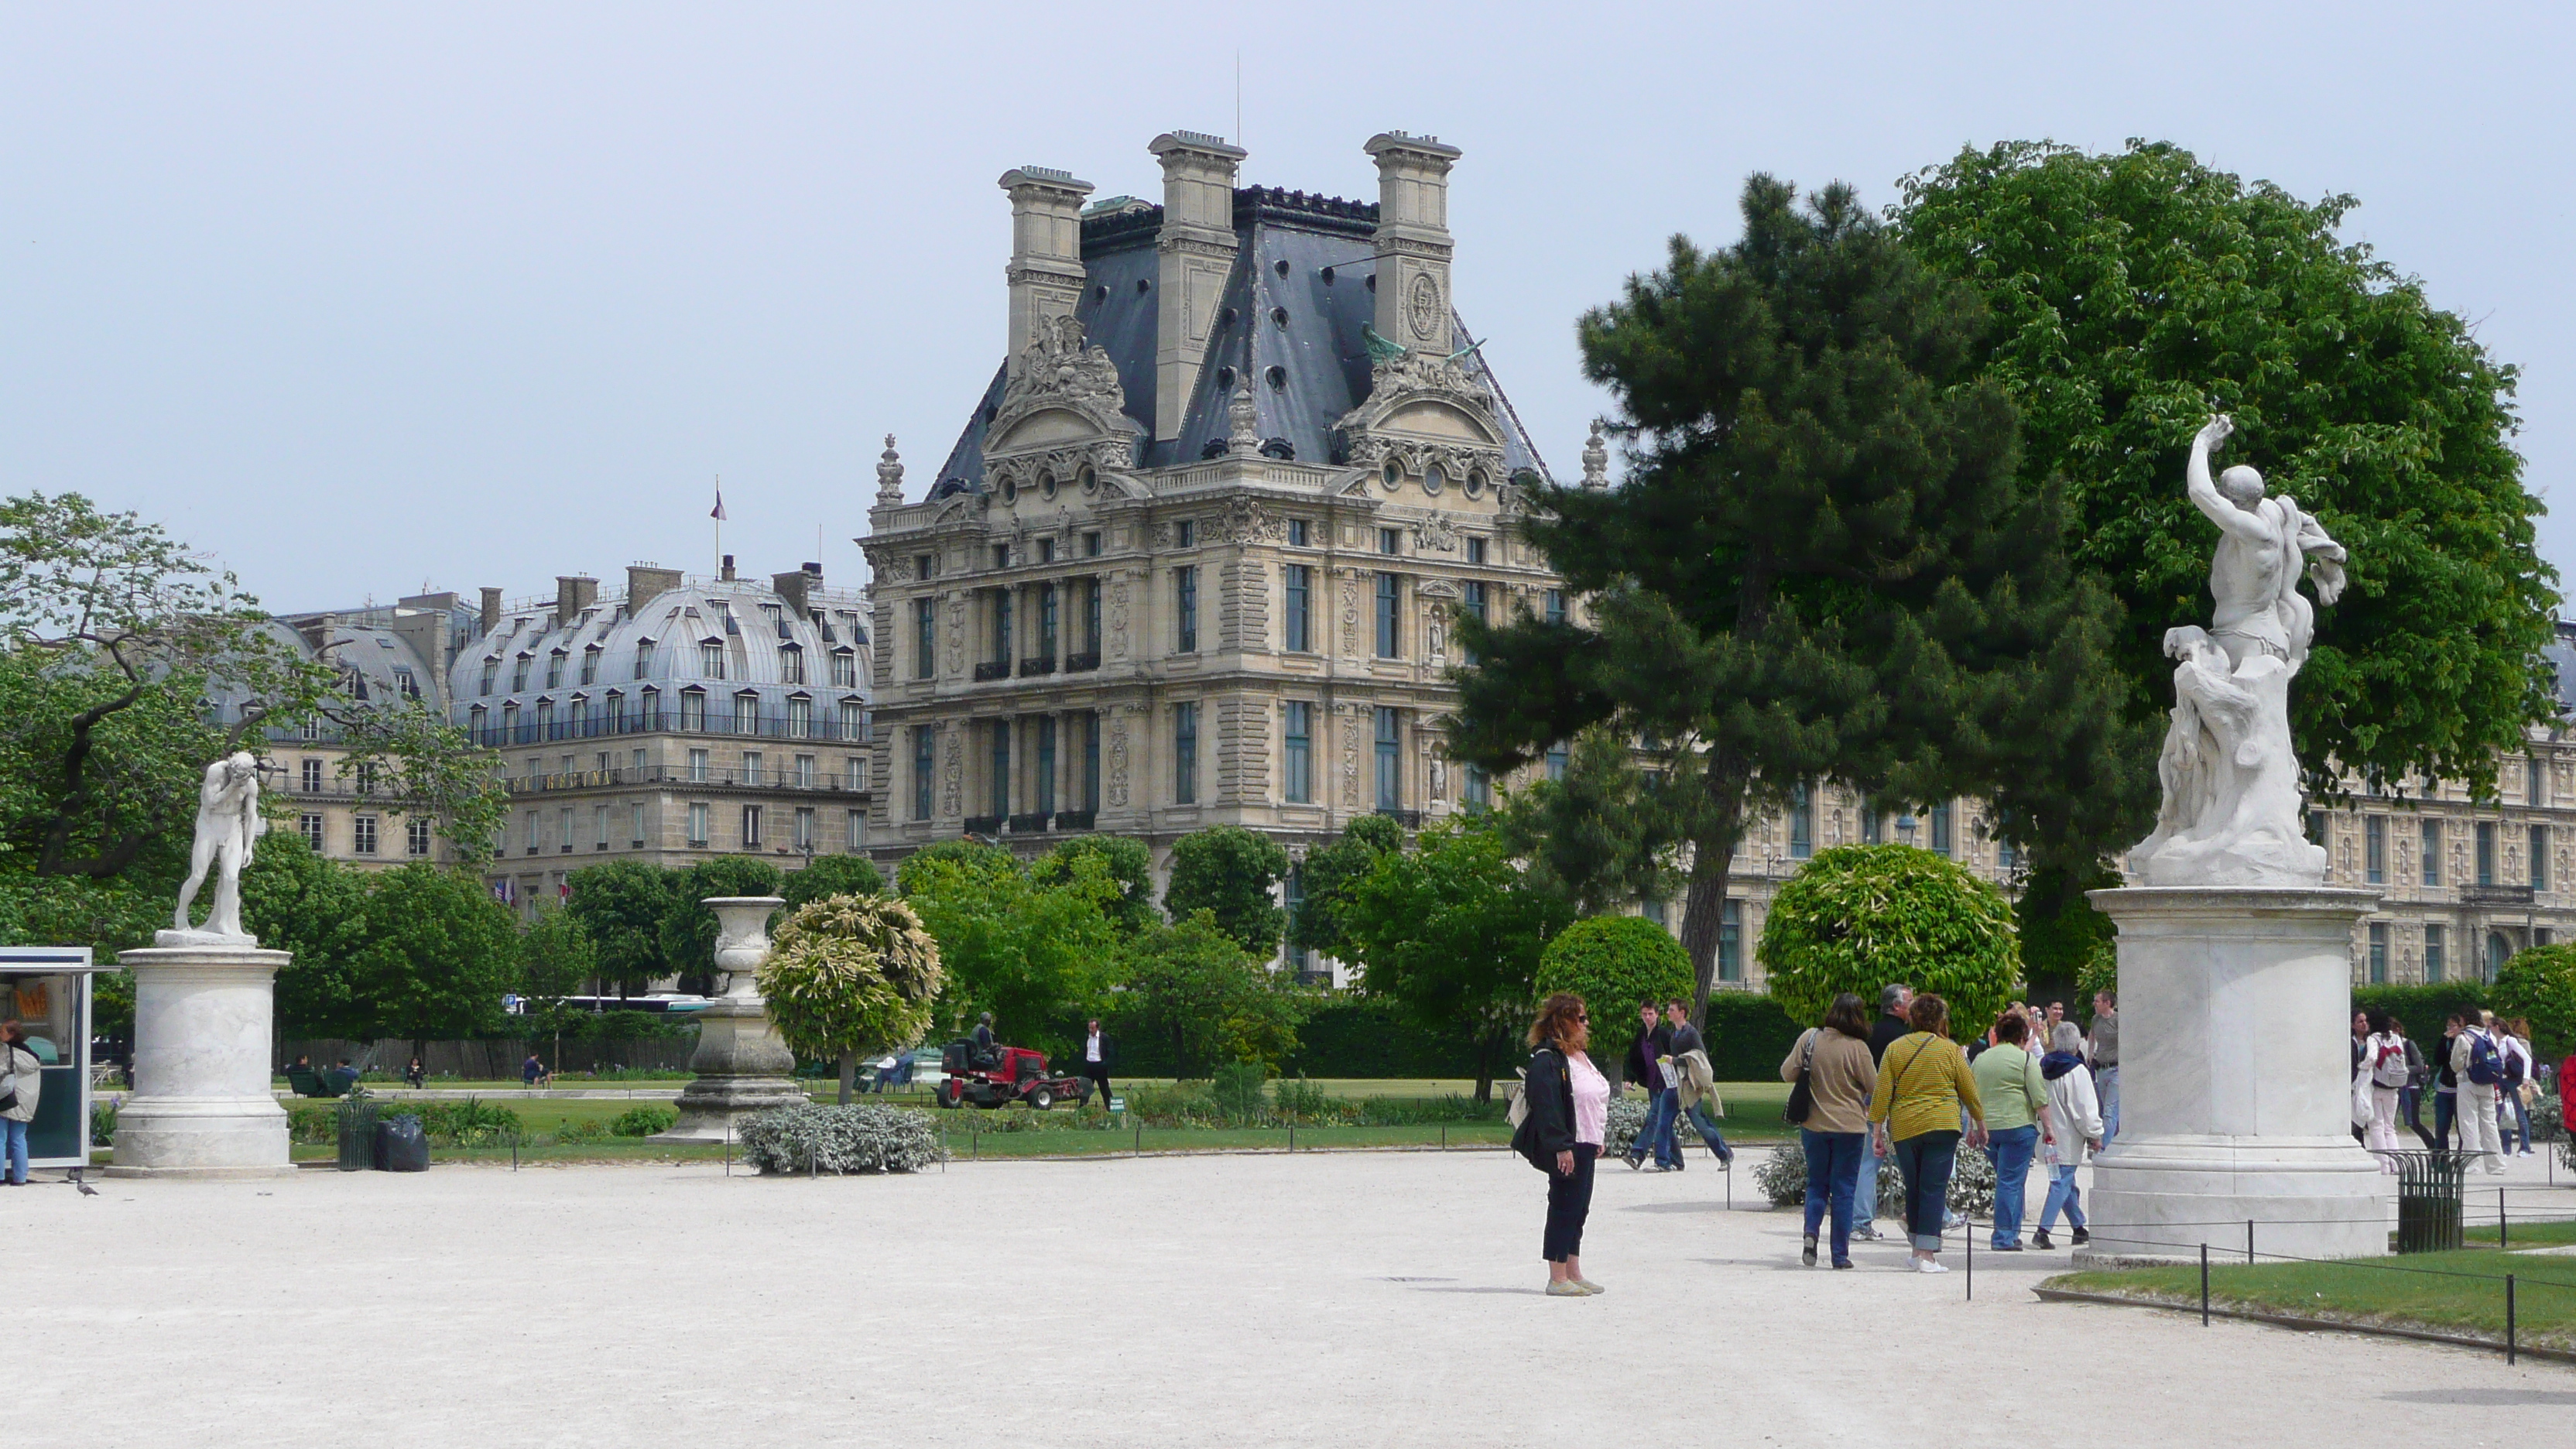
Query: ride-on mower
xmin=937 ymin=1039 xmax=1090 ymax=1110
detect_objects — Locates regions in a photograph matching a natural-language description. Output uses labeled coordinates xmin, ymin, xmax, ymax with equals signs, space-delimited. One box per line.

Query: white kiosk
xmin=0 ymin=947 xmax=106 ymax=1178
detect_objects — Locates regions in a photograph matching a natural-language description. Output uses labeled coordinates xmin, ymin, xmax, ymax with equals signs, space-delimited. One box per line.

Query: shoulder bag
xmin=1782 ymin=1030 xmax=1818 ymax=1125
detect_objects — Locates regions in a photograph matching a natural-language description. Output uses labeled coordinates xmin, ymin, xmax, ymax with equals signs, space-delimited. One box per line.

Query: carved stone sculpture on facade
xmin=166 ymin=751 xmax=268 ymax=947
xmin=2131 ymin=416 xmax=2348 ymax=888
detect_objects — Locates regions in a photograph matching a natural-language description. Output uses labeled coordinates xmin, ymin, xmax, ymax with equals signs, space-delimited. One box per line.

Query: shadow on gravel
xmin=2380 ymin=1390 xmax=2576 ymax=1406
xmin=1411 ymin=1285 xmax=1546 ymax=1296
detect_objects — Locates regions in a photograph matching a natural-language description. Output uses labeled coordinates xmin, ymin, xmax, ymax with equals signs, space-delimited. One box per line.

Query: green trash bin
xmin=2394 ymin=1149 xmax=2466 ymax=1253
xmin=336 ymin=1095 xmax=379 ymax=1172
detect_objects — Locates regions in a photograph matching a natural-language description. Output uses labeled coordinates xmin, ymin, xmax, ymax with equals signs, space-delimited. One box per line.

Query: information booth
xmin=0 ymin=947 xmax=101 ymax=1173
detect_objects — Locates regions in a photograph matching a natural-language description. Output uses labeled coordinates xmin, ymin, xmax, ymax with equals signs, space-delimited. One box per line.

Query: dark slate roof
xmin=924 ymin=187 xmax=1549 ymax=496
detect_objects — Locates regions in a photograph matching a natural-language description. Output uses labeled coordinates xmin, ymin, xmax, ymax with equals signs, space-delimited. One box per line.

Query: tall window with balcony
xmin=793 ymin=754 xmax=816 ymax=789
xmin=2425 ymin=923 xmax=2446 ymax=982
xmin=1035 ymin=718 xmax=1057 ymax=814
xmin=2534 ymin=756 xmax=2547 ymax=807
xmin=1544 ymin=589 xmax=1567 ymax=625
xmin=1718 ymin=899 xmax=1744 ymax=982
xmin=535 ymin=700 xmax=554 ymax=738
xmin=1374 ymin=707 xmax=1400 ymax=811
xmin=687 ymin=803 xmax=709 ymax=848
xmin=831 ymin=649 xmax=856 ymax=688
xmin=2369 ymin=921 xmax=2389 ymax=984
xmin=838 ymin=700 xmax=863 ymax=739
xmin=1464 ymin=764 xmax=1490 ymax=813
xmin=732 ymin=693 xmax=758 ymax=735
xmin=407 ymin=818 xmax=432 ymax=858
xmin=2533 ymin=824 xmax=2550 ymax=891
xmin=742 ymin=804 xmax=764 ymax=848
xmin=480 ymin=659 xmax=498 ymax=695
xmin=1036 ymin=584 xmax=1057 ymax=668
xmin=1175 ymin=567 xmax=1198 ymax=653
xmin=794 ymin=807 xmax=814 ymax=852
xmin=1789 ymin=783 xmax=1814 ymax=860
xmin=1460 ymin=581 xmax=1488 ymax=665
xmin=633 ymin=639 xmax=654 ymax=679
xmin=786 ymin=696 xmax=812 ymax=738
xmin=1283 ymin=565 xmax=1310 ymax=652
xmin=1375 ymin=574 xmax=1400 ymax=658
xmin=300 ymin=759 xmax=324 ymax=792
xmin=631 ymin=801 xmax=646 ymax=847
xmin=989 ymin=721 xmax=1010 ymax=817
xmin=2478 ymin=821 xmax=2498 ymax=886
xmin=1174 ymin=703 xmax=1199 ymax=805
xmin=546 ymin=652 xmax=565 ymax=688
xmin=1283 ymin=702 xmax=1312 ymax=803
xmin=1930 ymin=801 xmax=1954 ymax=857
xmin=2365 ymin=815 xmax=2386 ymax=885
xmin=354 ymin=815 xmax=379 ymax=855
xmin=300 ymin=814 xmax=324 ymax=850
xmin=742 ymin=752 xmax=764 ymax=787
xmin=512 ymin=656 xmax=531 ymax=691
xmin=914 ymin=598 xmax=937 ymax=679
xmin=1083 ymin=711 xmax=1101 ymax=811
xmin=2422 ymin=818 xmax=2443 ymax=886
xmin=913 ymin=727 xmax=935 ymax=821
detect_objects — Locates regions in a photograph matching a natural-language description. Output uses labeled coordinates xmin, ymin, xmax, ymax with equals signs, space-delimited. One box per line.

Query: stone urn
xmin=658 ymin=897 xmax=807 ymax=1142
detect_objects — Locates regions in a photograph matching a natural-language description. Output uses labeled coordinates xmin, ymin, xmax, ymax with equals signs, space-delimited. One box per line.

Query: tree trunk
xmin=837 ymin=1050 xmax=856 ymax=1105
xmin=1679 ymin=766 xmax=1751 ymax=1028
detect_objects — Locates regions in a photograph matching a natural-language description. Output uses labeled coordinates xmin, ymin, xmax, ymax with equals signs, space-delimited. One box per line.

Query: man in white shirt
xmin=1081 ymin=1019 xmax=1114 ymax=1109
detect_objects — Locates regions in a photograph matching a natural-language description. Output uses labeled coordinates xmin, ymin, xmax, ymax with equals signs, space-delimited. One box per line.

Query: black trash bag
xmin=373 ymin=1115 xmax=430 ymax=1173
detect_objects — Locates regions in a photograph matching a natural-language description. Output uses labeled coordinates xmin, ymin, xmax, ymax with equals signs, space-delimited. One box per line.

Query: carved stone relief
xmin=940 ymin=729 xmax=961 ymax=820
xmin=1106 ymin=708 xmax=1132 ymax=809
xmin=1218 ymin=494 xmax=1284 ymax=546
xmin=1412 ymin=512 xmax=1459 ymax=553
xmin=1340 ymin=573 xmax=1360 ymax=658
xmin=1109 ymin=577 xmax=1131 ymax=659
xmin=944 ymin=593 xmax=966 ymax=676
xmin=1340 ymin=702 xmax=1362 ymax=807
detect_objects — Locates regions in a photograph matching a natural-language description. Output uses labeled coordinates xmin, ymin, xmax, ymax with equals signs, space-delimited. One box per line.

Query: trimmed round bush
xmin=2491 ymin=944 xmax=2576 ymax=1057
xmin=759 ymin=894 xmax=944 ymax=1072
xmin=1535 ymin=916 xmax=1694 ymax=1027
xmin=1759 ymin=844 xmax=2021 ymax=1034
xmin=738 ymin=1102 xmax=945 ymax=1174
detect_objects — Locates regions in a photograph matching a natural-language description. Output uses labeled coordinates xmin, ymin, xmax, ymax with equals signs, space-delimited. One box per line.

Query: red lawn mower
xmin=937 ymin=1039 xmax=1091 ymax=1111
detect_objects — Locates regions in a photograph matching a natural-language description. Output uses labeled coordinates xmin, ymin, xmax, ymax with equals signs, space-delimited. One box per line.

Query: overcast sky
xmin=6 ymin=2 xmax=2570 ymax=614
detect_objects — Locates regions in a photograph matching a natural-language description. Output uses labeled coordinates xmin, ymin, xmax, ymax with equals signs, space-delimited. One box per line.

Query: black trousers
xmin=1084 ymin=1065 xmax=1112 ymax=1103
xmin=1543 ymin=1143 xmax=1598 ymax=1262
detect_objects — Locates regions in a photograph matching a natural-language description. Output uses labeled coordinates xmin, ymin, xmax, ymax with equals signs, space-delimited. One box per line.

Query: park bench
xmin=286 ymin=1066 xmax=356 ymax=1099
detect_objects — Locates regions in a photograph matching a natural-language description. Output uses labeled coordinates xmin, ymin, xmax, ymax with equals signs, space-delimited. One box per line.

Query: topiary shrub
xmin=1535 ymin=916 xmax=1692 ymax=1088
xmin=1761 ymin=844 xmax=2021 ymax=1033
xmin=2492 ymin=944 xmax=2576 ymax=1058
xmin=739 ymin=1102 xmax=945 ymax=1174
xmin=759 ymin=893 xmax=944 ymax=1102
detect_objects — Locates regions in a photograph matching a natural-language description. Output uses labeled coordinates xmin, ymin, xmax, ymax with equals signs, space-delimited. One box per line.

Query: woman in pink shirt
xmin=1522 ymin=992 xmax=1610 ymax=1296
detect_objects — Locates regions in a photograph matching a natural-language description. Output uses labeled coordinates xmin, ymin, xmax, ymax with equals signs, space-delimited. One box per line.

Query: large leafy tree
xmin=759 ymin=894 xmax=943 ymax=1102
xmin=1896 ymin=141 xmax=2557 ymax=964
xmin=517 ymin=903 xmax=598 ymax=1070
xmin=1285 ymin=813 xmax=1404 ymax=962
xmin=1163 ymin=824 xmax=1292 ymax=955
xmin=1453 ymin=176 xmax=2123 ymax=1018
xmin=344 ymin=863 xmax=522 ymax=1058
xmin=1115 ymin=911 xmax=1310 ymax=1079
xmin=242 ymin=833 xmax=374 ymax=1037
xmin=656 ymin=857 xmax=785 ymax=990
xmin=1488 ymin=726 xmax=1675 ymax=915
xmin=897 ymin=840 xmax=1119 ymax=1055
xmin=1338 ymin=817 xmax=1575 ymax=1101
xmin=779 ymin=853 xmax=886 ymax=910
xmin=565 ymin=861 xmax=676 ymax=992
xmin=1031 ymin=835 xmax=1159 ymax=937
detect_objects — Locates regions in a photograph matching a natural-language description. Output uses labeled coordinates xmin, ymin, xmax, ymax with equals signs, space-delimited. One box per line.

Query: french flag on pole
xmin=711 ymin=481 xmax=727 ymax=521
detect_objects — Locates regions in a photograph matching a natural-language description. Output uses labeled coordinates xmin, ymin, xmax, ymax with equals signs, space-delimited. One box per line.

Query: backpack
xmin=1505 ymin=1069 xmax=1530 ymax=1128
xmin=2371 ymin=1040 xmax=2411 ymax=1089
xmin=2466 ymin=1030 xmax=2506 ymax=1087
xmin=2502 ymin=1039 xmax=2528 ymax=1088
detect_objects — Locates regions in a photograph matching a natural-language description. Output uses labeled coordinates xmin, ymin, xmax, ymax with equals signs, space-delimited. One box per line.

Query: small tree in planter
xmin=759 ymin=893 xmax=944 ymax=1103
xmin=1762 ymin=844 xmax=2021 ymax=1035
xmin=1534 ymin=916 xmax=1694 ymax=1092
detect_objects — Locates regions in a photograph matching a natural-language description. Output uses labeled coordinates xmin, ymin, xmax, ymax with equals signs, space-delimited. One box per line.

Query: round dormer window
xmin=1381 ymin=458 xmax=1403 ymax=490
xmin=1000 ymin=475 xmax=1019 ymax=504
xmin=1463 ymin=468 xmax=1487 ymax=498
xmin=1039 ymin=470 xmax=1057 ymax=500
xmin=1423 ymin=463 xmax=1447 ymax=495
xmin=1077 ymin=464 xmax=1098 ymax=494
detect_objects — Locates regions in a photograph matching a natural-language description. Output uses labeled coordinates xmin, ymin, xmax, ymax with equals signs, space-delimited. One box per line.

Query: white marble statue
xmin=166 ymin=751 xmax=268 ymax=945
xmin=2132 ymin=416 xmax=2347 ymax=887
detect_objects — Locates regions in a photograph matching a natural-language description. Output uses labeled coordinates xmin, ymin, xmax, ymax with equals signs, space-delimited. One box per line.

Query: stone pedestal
xmin=658 ymin=898 xmax=807 ymax=1142
xmin=2074 ymin=887 xmax=2385 ymax=1264
xmin=108 ymin=945 xmax=293 ymax=1178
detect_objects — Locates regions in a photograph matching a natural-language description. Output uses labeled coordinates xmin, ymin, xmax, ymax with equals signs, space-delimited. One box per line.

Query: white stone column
xmin=658 ymin=897 xmax=806 ymax=1142
xmin=108 ymin=946 xmax=293 ymax=1177
xmin=2076 ymin=886 xmax=2386 ymax=1263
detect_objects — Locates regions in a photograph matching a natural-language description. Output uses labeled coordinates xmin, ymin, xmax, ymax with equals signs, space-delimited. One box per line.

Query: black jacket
xmin=1522 ymin=1046 xmax=1578 ymax=1160
xmin=1868 ymin=1012 xmax=1910 ymax=1064
xmin=1625 ymin=1023 xmax=1674 ymax=1089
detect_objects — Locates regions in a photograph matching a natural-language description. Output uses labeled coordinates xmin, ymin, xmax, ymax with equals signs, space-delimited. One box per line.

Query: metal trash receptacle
xmin=2394 ymin=1149 xmax=2466 ymax=1253
xmin=372 ymin=1114 xmax=429 ymax=1173
xmin=336 ymin=1097 xmax=380 ymax=1172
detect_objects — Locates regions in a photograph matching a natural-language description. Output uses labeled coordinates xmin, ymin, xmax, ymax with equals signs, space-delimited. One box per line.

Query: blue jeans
xmin=1680 ymin=1099 xmax=1733 ymax=1163
xmin=1987 ymin=1125 xmax=2039 ymax=1247
xmin=1801 ymin=1129 xmax=1865 ymax=1263
xmin=1894 ymin=1130 xmax=1961 ymax=1253
xmin=2095 ymin=1066 xmax=2120 ymax=1146
xmin=1632 ymin=1088 xmax=1680 ymax=1166
xmin=2039 ymin=1163 xmax=2085 ymax=1231
xmin=2 ymin=1118 xmax=26 ymax=1185
xmin=2502 ymin=1091 xmax=2533 ymax=1153
xmin=1852 ymin=1129 xmax=1880 ymax=1225
xmin=2436 ymin=1090 xmax=2458 ymax=1149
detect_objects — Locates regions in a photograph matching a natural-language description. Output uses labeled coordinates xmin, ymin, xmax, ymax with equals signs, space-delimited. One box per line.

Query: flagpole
xmin=714 ymin=474 xmax=723 ymax=572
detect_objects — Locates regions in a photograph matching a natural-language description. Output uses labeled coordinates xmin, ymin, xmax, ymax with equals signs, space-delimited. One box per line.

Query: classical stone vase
xmin=659 ymin=897 xmax=807 ymax=1142
xmin=108 ymin=944 xmax=294 ymax=1177
xmin=2074 ymin=886 xmax=2386 ymax=1264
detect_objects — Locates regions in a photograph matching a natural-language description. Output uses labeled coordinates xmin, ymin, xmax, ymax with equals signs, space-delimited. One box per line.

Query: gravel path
xmin=29 ymin=1149 xmax=2573 ymax=1446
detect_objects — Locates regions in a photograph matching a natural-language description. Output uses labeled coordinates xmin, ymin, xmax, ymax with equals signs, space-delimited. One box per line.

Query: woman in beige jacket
xmin=1780 ymin=992 xmax=1879 ymax=1269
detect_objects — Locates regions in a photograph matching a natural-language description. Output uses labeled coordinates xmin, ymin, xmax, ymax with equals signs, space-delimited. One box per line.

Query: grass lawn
xmin=2465 ymin=1216 xmax=2576 ymax=1247
xmin=2045 ymin=1246 xmax=2576 ymax=1349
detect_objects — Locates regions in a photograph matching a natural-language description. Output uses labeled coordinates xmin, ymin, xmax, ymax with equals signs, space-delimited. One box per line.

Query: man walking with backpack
xmin=2453 ymin=1012 xmax=2509 ymax=1175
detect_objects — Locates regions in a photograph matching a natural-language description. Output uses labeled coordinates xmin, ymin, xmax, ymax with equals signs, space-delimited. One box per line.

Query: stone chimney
xmin=721 ymin=553 xmax=737 ymax=582
xmin=1365 ymin=132 xmax=1462 ymax=355
xmin=555 ymin=575 xmax=599 ymax=627
xmin=772 ymin=566 xmax=817 ymax=618
xmin=479 ymin=587 xmax=502 ymax=635
xmin=625 ymin=564 xmax=683 ymax=613
xmin=1147 ymin=131 xmax=1245 ymax=442
xmin=997 ymin=165 xmax=1095 ymax=378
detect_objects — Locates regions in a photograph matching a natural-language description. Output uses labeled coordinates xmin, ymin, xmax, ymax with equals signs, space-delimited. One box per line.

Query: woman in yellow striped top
xmin=1865 ymin=993 xmax=1987 ymax=1273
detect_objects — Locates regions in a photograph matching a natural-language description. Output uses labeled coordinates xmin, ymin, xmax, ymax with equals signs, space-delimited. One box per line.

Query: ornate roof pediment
xmin=1334 ymin=351 xmax=1504 ymax=457
xmin=985 ymin=315 xmax=1142 ymax=463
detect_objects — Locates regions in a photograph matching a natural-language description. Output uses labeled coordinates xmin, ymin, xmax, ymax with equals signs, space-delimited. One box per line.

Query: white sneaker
xmin=1915 ymin=1258 xmax=1950 ymax=1274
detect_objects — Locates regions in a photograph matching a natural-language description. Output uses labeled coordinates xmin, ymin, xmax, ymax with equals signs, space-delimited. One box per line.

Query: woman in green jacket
xmin=1865 ymin=994 xmax=1987 ymax=1273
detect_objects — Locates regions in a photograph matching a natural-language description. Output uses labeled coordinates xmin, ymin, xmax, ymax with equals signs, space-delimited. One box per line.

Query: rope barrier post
xmin=724 ymin=1125 xmax=731 ymax=1177
xmin=1965 ymin=1214 xmax=1972 ymax=1302
xmin=2248 ymin=1219 xmax=2255 ymax=1266
xmin=2200 ymin=1244 xmax=2210 ymax=1327
xmin=1440 ymin=1125 xmax=1447 ymax=1152
xmin=2508 ymin=1273 xmax=2518 ymax=1365
xmin=2501 ymin=1188 xmax=2509 ymax=1249
xmin=1135 ymin=1113 xmax=1142 ymax=1157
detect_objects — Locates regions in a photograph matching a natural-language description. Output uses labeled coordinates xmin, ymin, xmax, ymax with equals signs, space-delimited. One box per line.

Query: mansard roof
xmin=925 ymin=187 xmax=1547 ymax=500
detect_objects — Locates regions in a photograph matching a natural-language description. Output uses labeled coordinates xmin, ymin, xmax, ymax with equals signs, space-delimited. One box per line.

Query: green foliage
xmin=1338 ymin=816 xmax=1575 ymax=1098
xmin=2491 ymin=946 xmax=2576 ymax=1057
xmin=609 ymin=1105 xmax=677 ymax=1137
xmin=2354 ymin=982 xmax=2492 ymax=1053
xmin=1271 ymin=1076 xmax=1333 ymax=1118
xmin=1489 ymin=727 xmax=1676 ymax=914
xmin=1700 ymin=991 xmax=1806 ymax=1079
xmin=759 ymin=893 xmax=944 ymax=1097
xmin=238 ymin=831 xmax=369 ymax=1036
xmin=2075 ymin=937 xmax=2119 ymax=1012
xmin=347 ymin=865 xmax=523 ymax=1047
xmin=1534 ymin=916 xmax=1694 ymax=1082
xmin=737 ymin=1102 xmax=945 ymax=1174
xmin=1163 ymin=825 xmax=1292 ymax=954
xmin=780 ymin=854 xmax=885 ymax=909
xmin=1286 ymin=814 xmax=1403 ymax=959
xmin=1898 ymin=141 xmax=2555 ymax=833
xmin=899 ymin=840 xmax=1117 ymax=1053
xmin=1450 ymin=177 xmax=2122 ymax=1011
xmin=1211 ymin=1061 xmax=1270 ymax=1117
xmin=402 ymin=1098 xmax=522 ymax=1146
xmin=566 ymin=861 xmax=676 ymax=990
xmin=657 ymin=858 xmax=784 ymax=984
xmin=91 ymin=1098 xmax=116 ymax=1146
xmin=2016 ymin=864 xmax=2120 ymax=992
xmin=1759 ymin=844 xmax=2020 ymax=1033
xmin=1115 ymin=912 xmax=1312 ymax=1078
xmin=1032 ymin=835 xmax=1158 ymax=937
xmin=516 ymin=904 xmax=597 ymax=1048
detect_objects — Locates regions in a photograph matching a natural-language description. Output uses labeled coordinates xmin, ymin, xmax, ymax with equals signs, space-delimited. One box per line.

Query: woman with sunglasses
xmin=1523 ymin=992 xmax=1610 ymax=1296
